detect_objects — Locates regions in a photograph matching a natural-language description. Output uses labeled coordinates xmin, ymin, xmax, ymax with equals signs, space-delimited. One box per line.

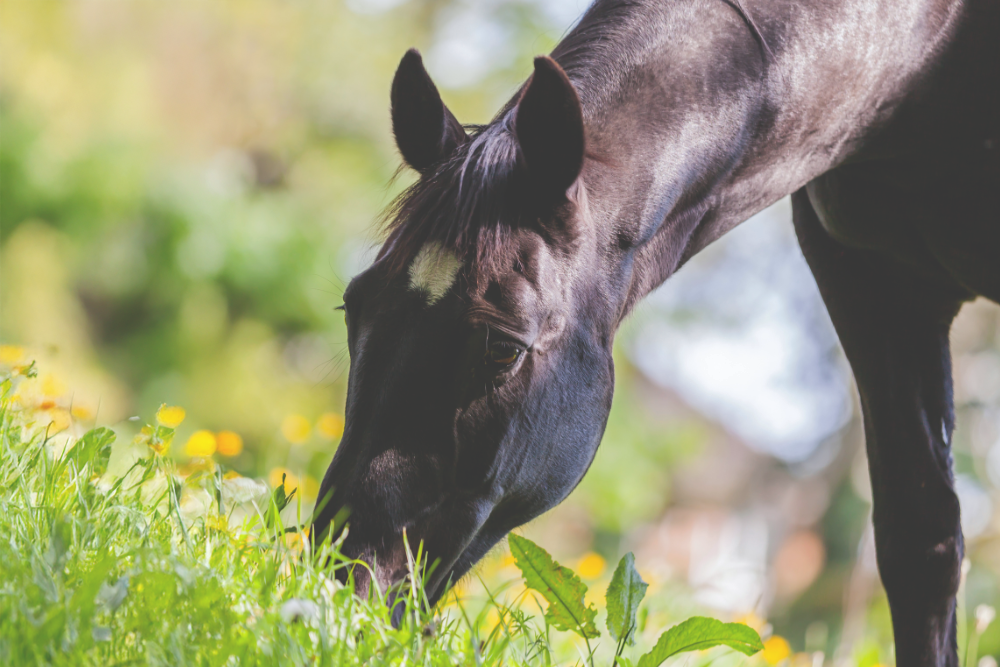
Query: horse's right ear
xmin=514 ymin=56 xmax=585 ymax=199
xmin=391 ymin=49 xmax=468 ymax=173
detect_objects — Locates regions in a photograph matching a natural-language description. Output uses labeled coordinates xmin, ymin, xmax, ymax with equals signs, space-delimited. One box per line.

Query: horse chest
xmin=807 ymin=157 xmax=1000 ymax=299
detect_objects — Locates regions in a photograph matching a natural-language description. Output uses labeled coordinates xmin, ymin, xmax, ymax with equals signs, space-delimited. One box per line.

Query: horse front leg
xmin=791 ymin=187 xmax=971 ymax=667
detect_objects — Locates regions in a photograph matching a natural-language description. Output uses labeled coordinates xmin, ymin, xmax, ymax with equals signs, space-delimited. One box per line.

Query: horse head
xmin=312 ymin=50 xmax=625 ymax=612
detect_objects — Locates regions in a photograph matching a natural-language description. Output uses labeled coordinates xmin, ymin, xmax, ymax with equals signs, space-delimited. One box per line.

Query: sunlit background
xmin=1 ymin=1 xmax=998 ymax=663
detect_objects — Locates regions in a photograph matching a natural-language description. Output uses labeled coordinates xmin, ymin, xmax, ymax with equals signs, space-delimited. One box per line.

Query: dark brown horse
xmin=313 ymin=0 xmax=999 ymax=664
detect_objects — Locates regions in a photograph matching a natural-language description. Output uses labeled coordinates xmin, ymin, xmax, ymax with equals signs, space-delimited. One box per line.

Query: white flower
xmin=976 ymin=604 xmax=996 ymax=634
xmin=280 ymin=598 xmax=320 ymax=624
xmin=222 ymin=476 xmax=270 ymax=506
xmin=179 ymin=487 xmax=213 ymax=521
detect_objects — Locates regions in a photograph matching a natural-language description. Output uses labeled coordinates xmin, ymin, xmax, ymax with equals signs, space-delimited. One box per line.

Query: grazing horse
xmin=313 ymin=0 xmax=998 ymax=663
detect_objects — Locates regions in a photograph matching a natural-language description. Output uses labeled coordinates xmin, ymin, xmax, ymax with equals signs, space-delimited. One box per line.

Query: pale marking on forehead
xmin=408 ymin=241 xmax=462 ymax=305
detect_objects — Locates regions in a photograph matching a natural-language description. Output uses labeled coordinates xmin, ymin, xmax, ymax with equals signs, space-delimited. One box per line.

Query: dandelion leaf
xmin=637 ymin=617 xmax=764 ymax=667
xmin=508 ymin=533 xmax=599 ymax=639
xmin=605 ymin=552 xmax=648 ymax=645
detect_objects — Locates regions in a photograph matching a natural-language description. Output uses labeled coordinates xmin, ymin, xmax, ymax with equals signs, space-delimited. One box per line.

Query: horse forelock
xmin=377 ymin=116 xmax=523 ymax=285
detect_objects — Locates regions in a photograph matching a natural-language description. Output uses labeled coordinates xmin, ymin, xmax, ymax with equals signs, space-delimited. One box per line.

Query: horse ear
xmin=391 ymin=49 xmax=468 ymax=173
xmin=514 ymin=56 xmax=585 ymax=198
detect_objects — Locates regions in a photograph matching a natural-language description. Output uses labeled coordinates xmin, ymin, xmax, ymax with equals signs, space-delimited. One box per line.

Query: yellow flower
xmin=47 ymin=409 xmax=72 ymax=434
xmin=184 ymin=430 xmax=217 ymax=457
xmin=223 ymin=470 xmax=242 ymax=480
xmin=762 ymin=636 xmax=792 ymax=665
xmin=206 ymin=515 xmax=229 ymax=532
xmin=216 ymin=430 xmax=243 ymax=456
xmin=285 ymin=527 xmax=310 ymax=551
xmin=316 ymin=412 xmax=345 ymax=440
xmin=71 ymin=405 xmax=94 ymax=421
xmin=137 ymin=425 xmax=169 ymax=454
xmin=281 ymin=414 xmax=311 ymax=444
xmin=303 ymin=475 xmax=319 ymax=499
xmin=0 ymin=345 xmax=25 ymax=364
xmin=269 ymin=467 xmax=299 ymax=493
xmin=156 ymin=404 xmax=186 ymax=428
xmin=41 ymin=374 xmax=66 ymax=398
xmin=576 ymin=552 xmax=606 ymax=580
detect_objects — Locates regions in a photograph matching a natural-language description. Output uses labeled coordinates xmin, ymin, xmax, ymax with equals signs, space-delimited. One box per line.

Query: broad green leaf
xmin=69 ymin=427 xmax=116 ymax=475
xmin=637 ymin=617 xmax=764 ymax=667
xmin=605 ymin=552 xmax=648 ymax=645
xmin=508 ymin=533 xmax=599 ymax=639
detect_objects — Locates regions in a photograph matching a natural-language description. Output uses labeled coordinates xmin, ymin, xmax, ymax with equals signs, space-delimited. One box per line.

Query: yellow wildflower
xmin=285 ymin=527 xmax=310 ymax=551
xmin=316 ymin=412 xmax=345 ymax=440
xmin=281 ymin=414 xmax=311 ymax=444
xmin=576 ymin=552 xmax=606 ymax=580
xmin=41 ymin=374 xmax=66 ymax=398
xmin=216 ymin=430 xmax=243 ymax=456
xmin=269 ymin=467 xmax=299 ymax=493
xmin=763 ymin=636 xmax=792 ymax=665
xmin=0 ymin=345 xmax=25 ymax=364
xmin=184 ymin=430 xmax=217 ymax=457
xmin=304 ymin=475 xmax=319 ymax=499
xmin=47 ymin=409 xmax=72 ymax=434
xmin=71 ymin=405 xmax=94 ymax=421
xmin=206 ymin=515 xmax=229 ymax=532
xmin=156 ymin=404 xmax=186 ymax=428
xmin=223 ymin=470 xmax=242 ymax=480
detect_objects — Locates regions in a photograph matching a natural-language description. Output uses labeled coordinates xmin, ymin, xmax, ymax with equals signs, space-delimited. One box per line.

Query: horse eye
xmin=486 ymin=341 xmax=521 ymax=368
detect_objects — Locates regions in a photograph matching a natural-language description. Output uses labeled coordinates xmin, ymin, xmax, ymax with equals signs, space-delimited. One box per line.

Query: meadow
xmin=0 ymin=355 xmax=781 ymax=666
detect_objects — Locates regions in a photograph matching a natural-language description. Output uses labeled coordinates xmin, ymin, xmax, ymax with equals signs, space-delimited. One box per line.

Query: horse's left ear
xmin=391 ymin=49 xmax=469 ymax=173
xmin=515 ymin=56 xmax=585 ymax=198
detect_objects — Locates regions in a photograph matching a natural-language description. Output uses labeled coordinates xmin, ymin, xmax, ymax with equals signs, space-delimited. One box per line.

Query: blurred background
xmin=1 ymin=1 xmax=997 ymax=663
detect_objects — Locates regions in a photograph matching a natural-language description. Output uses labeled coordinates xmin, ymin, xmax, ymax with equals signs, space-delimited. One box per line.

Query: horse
xmin=312 ymin=0 xmax=998 ymax=663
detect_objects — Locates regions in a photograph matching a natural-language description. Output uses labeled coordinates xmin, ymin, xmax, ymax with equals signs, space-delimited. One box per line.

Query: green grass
xmin=0 ymin=361 xmax=764 ymax=667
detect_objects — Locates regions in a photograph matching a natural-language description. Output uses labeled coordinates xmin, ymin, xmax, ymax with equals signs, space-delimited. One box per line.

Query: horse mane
xmin=377 ymin=113 xmax=525 ymax=278
xmin=377 ymin=0 xmax=772 ymax=279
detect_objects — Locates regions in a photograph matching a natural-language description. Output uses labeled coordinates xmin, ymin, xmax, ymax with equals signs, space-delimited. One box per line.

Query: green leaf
xmin=605 ymin=552 xmax=648 ymax=645
xmin=69 ymin=427 xmax=116 ymax=475
xmin=507 ymin=533 xmax=599 ymax=639
xmin=637 ymin=617 xmax=764 ymax=667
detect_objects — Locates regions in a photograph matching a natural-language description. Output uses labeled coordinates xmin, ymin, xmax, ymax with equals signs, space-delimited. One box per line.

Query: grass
xmin=0 ymin=359 xmax=772 ymax=666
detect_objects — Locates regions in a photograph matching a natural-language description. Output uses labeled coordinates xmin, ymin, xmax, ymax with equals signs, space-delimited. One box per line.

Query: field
xmin=0 ymin=357 xmax=785 ymax=666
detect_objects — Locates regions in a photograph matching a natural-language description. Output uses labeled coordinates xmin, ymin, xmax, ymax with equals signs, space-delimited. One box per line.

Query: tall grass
xmin=0 ymin=362 xmax=529 ymax=666
xmin=0 ymin=360 xmax=770 ymax=667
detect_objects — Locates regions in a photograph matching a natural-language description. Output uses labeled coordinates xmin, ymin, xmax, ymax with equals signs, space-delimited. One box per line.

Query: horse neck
xmin=557 ymin=0 xmax=964 ymax=315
